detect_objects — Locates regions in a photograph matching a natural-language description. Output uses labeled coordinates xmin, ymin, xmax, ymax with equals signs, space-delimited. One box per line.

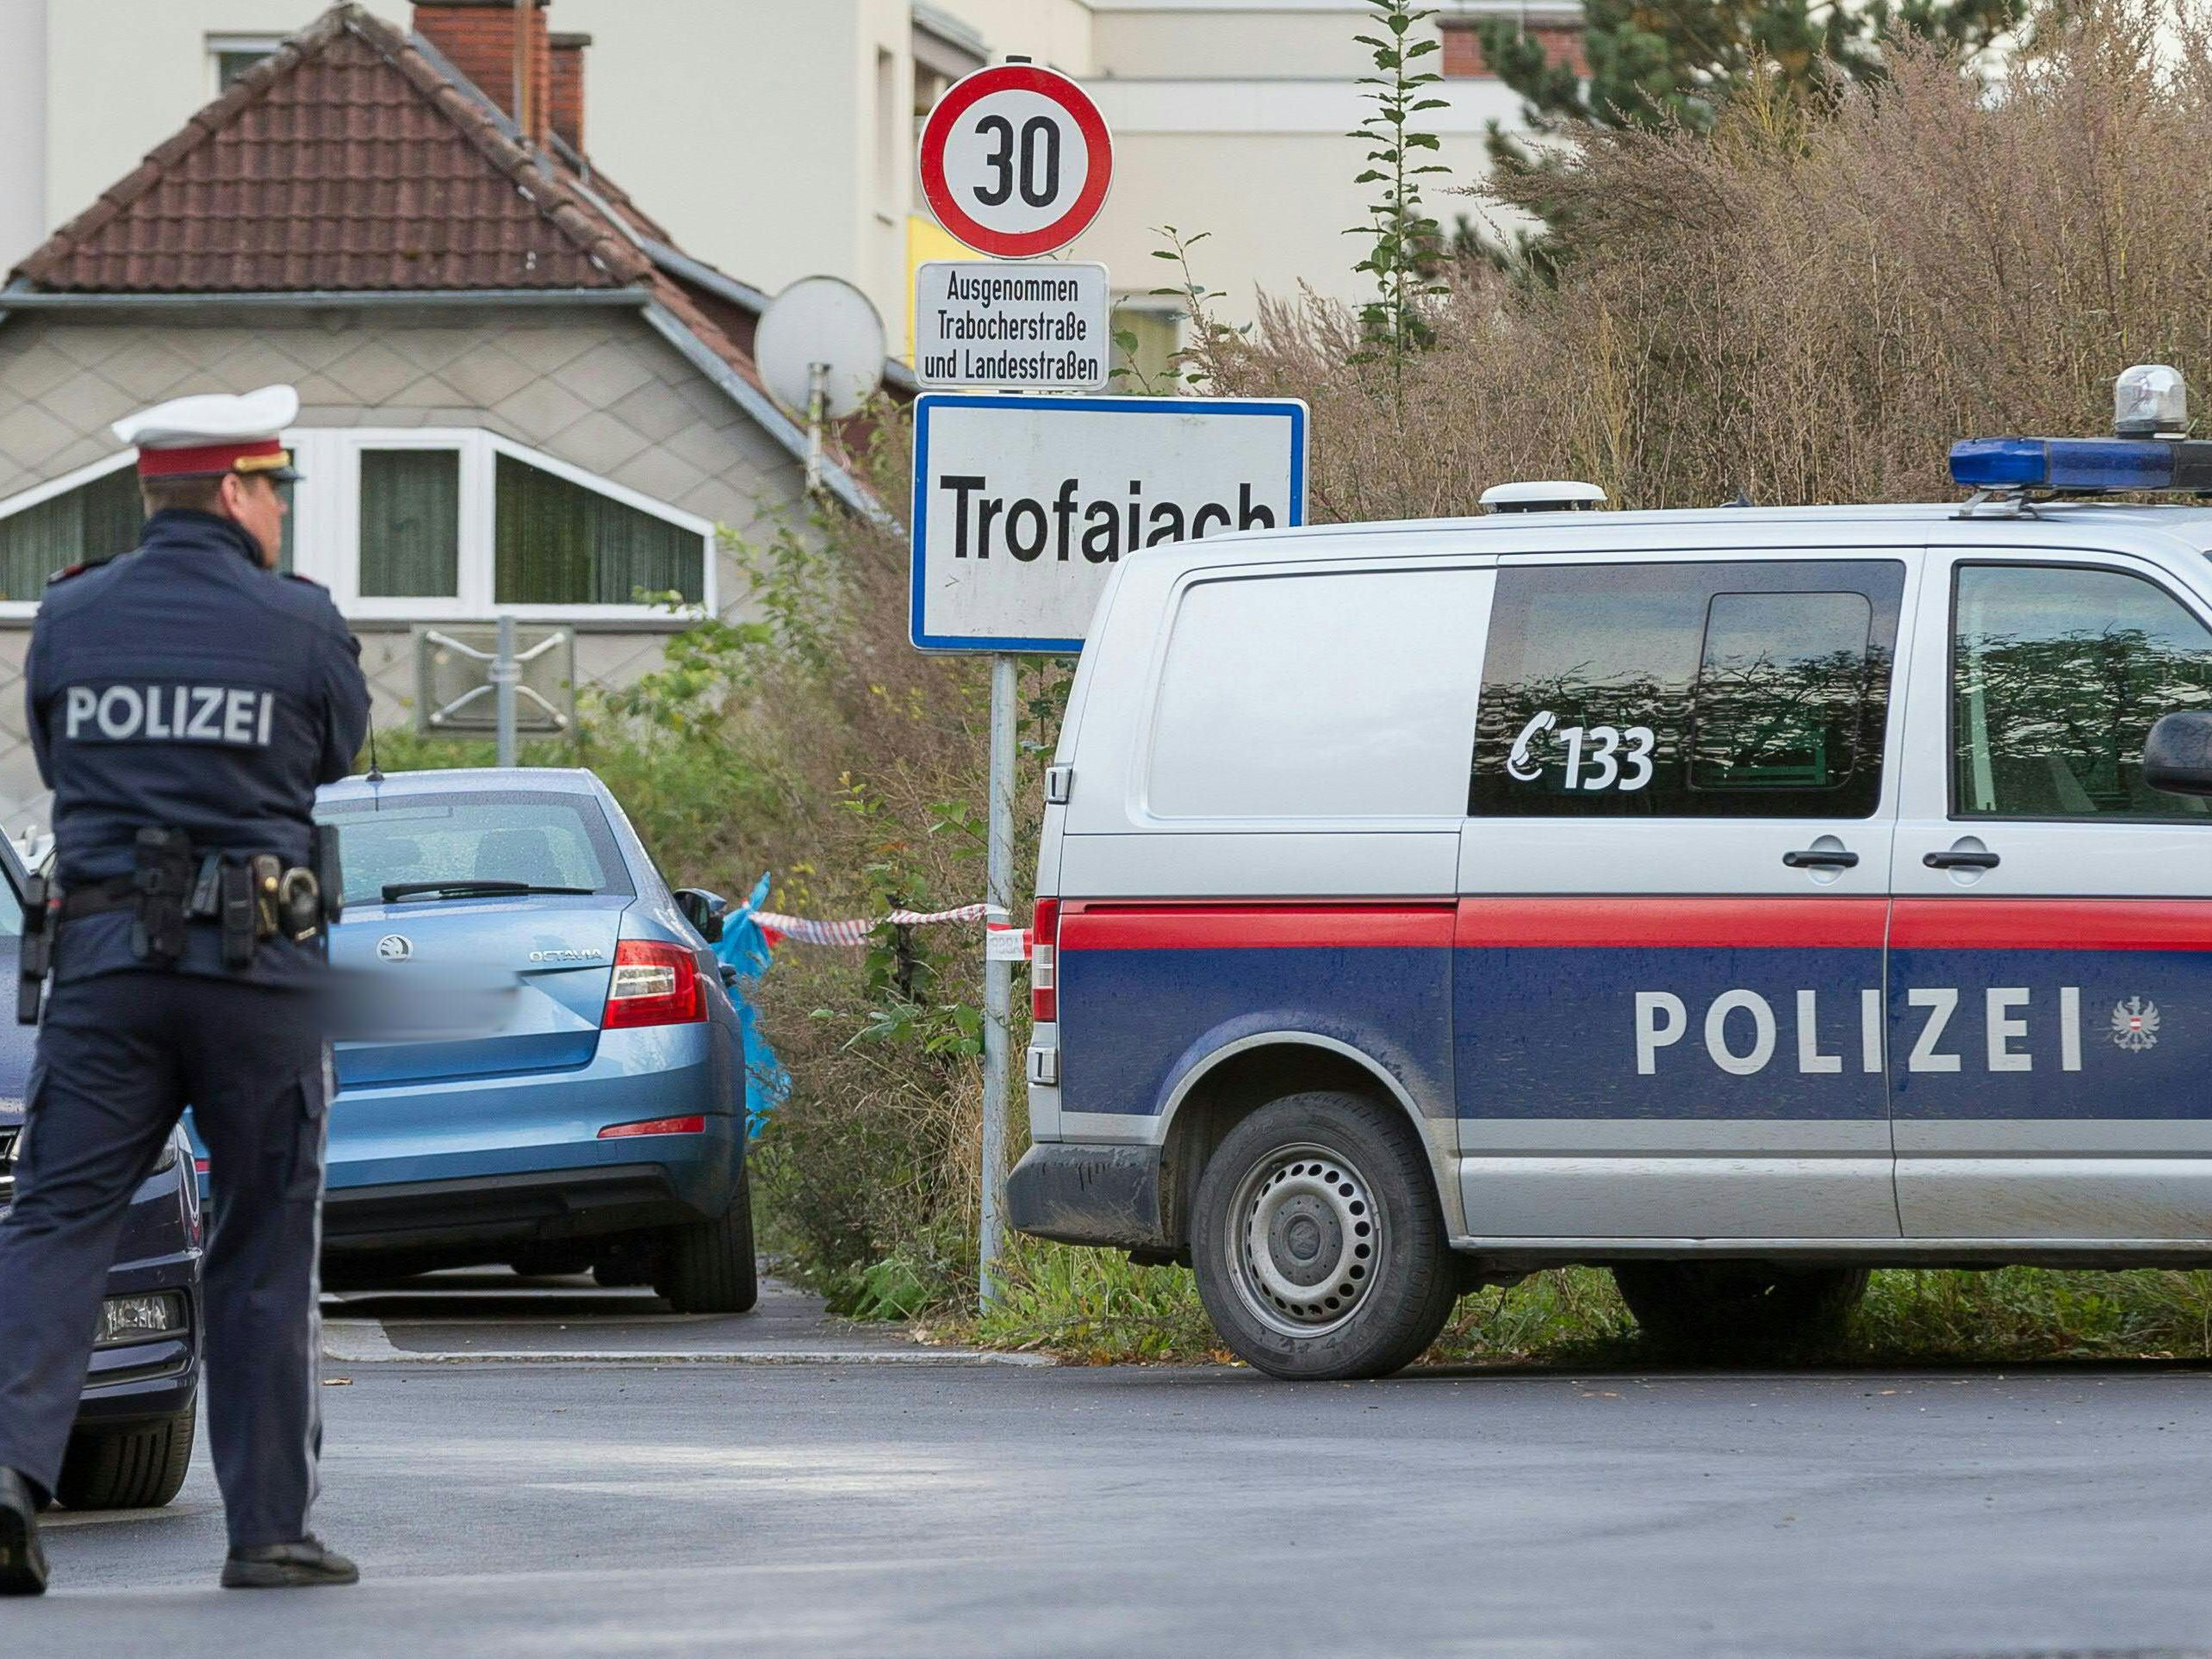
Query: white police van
xmin=1005 ymin=365 xmax=2212 ymax=1380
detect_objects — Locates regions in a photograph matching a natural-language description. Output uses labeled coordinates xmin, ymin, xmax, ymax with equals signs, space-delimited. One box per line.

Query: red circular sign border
xmin=917 ymin=64 xmax=1114 ymax=259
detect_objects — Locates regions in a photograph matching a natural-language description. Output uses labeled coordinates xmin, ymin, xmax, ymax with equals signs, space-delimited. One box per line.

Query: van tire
xmin=1192 ymin=1091 xmax=1457 ymax=1381
xmin=1612 ymin=1262 xmax=1868 ymax=1360
xmin=652 ymin=1170 xmax=760 ymax=1315
xmin=55 ymin=1406 xmax=196 ymax=1511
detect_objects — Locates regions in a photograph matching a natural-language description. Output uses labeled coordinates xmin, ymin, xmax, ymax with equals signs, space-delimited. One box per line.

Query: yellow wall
xmin=904 ymin=214 xmax=973 ymax=364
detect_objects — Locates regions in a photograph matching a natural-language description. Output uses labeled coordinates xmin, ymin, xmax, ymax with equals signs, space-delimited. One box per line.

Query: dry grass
xmin=1198 ymin=0 xmax=2212 ymax=521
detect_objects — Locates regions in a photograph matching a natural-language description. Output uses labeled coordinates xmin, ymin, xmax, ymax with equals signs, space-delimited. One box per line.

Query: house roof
xmin=14 ymin=7 xmax=647 ymax=295
xmin=4 ymin=3 xmax=887 ymax=513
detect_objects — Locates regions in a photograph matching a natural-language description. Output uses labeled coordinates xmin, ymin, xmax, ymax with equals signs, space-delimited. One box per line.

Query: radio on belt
xmin=1003 ymin=363 xmax=2212 ymax=1382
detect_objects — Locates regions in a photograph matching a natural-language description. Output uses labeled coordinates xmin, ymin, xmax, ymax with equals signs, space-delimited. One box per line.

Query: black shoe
xmin=221 ymin=1536 xmax=358 ymax=1589
xmin=0 ymin=1468 xmax=47 ymax=1596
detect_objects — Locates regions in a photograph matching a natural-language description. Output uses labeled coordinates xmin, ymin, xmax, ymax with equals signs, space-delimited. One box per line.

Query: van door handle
xmin=1782 ymin=848 xmax=1860 ymax=869
xmin=1924 ymin=849 xmax=2001 ymax=870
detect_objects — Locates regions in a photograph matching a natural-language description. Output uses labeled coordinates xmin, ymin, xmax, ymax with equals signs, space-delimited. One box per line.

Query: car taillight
xmin=599 ymin=1115 xmax=706 ymax=1139
xmin=1031 ymin=898 xmax=1059 ymax=1022
xmin=602 ymin=940 xmax=705 ymax=1028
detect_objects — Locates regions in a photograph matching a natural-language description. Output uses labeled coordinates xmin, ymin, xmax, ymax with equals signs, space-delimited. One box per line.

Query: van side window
xmin=1953 ymin=563 xmax=2212 ymax=820
xmin=1469 ymin=560 xmax=1903 ymax=818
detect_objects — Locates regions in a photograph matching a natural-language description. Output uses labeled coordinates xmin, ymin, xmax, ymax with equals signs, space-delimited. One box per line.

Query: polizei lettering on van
xmin=61 ymin=683 xmax=276 ymax=748
xmin=1633 ymin=985 xmax=2091 ymax=1075
xmin=936 ymin=474 xmax=1277 ymax=563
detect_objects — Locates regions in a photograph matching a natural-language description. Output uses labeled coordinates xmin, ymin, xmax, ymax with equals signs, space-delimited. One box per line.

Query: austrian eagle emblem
xmin=2110 ymin=996 xmax=2161 ymax=1053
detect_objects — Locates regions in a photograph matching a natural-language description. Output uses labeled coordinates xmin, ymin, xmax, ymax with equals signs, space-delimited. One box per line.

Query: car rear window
xmin=316 ymin=791 xmax=633 ymax=904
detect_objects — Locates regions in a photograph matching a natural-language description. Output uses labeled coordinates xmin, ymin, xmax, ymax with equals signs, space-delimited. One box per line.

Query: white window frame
xmin=0 ymin=429 xmax=717 ymax=624
xmin=207 ymin=34 xmax=285 ymax=98
xmin=0 ymin=450 xmax=139 ymax=618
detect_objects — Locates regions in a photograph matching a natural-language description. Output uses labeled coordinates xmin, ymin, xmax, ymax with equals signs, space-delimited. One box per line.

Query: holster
xmin=17 ymin=874 xmax=51 ymax=1026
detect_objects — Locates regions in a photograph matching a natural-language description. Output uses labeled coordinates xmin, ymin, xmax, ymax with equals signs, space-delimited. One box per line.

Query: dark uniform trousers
xmin=0 ymin=971 xmax=330 ymax=1549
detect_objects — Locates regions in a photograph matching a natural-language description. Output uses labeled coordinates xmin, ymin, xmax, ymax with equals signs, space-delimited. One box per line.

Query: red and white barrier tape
xmin=751 ymin=902 xmax=998 ymax=948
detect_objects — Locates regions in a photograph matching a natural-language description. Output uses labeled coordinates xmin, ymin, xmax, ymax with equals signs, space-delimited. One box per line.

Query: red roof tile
xmin=12 ymin=5 xmax=651 ymax=294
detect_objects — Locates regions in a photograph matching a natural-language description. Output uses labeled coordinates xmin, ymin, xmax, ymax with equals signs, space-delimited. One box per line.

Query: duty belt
xmin=64 ymin=834 xmax=324 ymax=967
xmin=20 ymin=828 xmax=343 ymax=1024
xmin=58 ymin=884 xmax=144 ymax=920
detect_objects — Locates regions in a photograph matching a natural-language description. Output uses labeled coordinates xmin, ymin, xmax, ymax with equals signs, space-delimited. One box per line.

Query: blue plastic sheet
xmin=713 ymin=872 xmax=788 ymax=1138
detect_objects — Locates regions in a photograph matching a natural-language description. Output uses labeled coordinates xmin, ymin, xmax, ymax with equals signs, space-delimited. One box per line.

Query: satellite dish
xmin=755 ymin=276 xmax=885 ymax=422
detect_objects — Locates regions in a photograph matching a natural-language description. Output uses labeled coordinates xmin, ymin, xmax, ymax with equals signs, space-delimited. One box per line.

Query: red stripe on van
xmin=1892 ymin=898 xmax=2212 ymax=952
xmin=1058 ymin=903 xmax=1456 ymax=951
xmin=1454 ymin=897 xmax=1888 ymax=949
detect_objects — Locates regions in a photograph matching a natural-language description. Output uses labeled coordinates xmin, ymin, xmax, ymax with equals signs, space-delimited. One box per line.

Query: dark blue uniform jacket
xmin=28 ymin=508 xmax=372 ymax=987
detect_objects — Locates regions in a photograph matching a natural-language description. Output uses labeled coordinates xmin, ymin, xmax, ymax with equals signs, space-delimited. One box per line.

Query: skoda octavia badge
xmin=376 ymin=935 xmax=413 ymax=962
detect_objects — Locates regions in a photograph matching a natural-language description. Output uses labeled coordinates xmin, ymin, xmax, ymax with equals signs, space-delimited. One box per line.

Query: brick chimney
xmin=549 ymin=32 xmax=588 ymax=150
xmin=413 ymin=0 xmax=553 ymax=148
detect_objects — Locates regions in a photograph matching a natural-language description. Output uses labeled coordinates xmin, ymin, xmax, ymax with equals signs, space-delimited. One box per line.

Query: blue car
xmin=300 ymin=767 xmax=755 ymax=1313
xmin=0 ymin=839 xmax=203 ymax=1512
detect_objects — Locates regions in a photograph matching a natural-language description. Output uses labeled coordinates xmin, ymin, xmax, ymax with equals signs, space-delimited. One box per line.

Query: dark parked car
xmin=0 ymin=838 xmax=203 ymax=1510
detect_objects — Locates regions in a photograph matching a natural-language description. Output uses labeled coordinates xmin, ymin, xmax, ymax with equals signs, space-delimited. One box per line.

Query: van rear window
xmin=1469 ymin=560 xmax=1903 ymax=819
xmin=1146 ymin=568 xmax=1490 ymax=819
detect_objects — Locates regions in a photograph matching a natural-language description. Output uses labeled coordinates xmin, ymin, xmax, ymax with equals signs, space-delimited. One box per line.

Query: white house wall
xmin=1074 ymin=75 xmax=1525 ymax=324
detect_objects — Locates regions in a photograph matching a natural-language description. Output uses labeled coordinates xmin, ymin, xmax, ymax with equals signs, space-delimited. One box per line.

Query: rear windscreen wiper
xmin=380 ymin=879 xmax=597 ymax=903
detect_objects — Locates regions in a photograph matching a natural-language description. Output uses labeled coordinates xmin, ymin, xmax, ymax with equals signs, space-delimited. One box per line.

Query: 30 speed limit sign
xmin=917 ymin=62 xmax=1113 ymax=259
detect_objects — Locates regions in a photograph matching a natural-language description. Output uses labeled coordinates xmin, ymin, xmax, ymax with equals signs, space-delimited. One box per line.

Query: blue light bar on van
xmin=1950 ymin=437 xmax=2212 ymax=494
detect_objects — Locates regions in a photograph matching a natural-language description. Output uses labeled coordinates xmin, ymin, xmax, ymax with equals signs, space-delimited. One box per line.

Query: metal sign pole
xmin=804 ymin=361 xmax=828 ymax=496
xmin=494 ymin=612 xmax=518 ymax=767
xmin=979 ymin=652 xmax=1017 ymax=1310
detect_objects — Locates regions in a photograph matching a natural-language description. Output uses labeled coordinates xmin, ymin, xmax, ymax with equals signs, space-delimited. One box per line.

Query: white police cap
xmin=111 ymin=384 xmax=301 ymax=482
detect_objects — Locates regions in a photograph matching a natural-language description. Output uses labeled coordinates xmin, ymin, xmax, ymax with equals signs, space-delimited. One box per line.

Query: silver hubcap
xmin=1229 ymin=1142 xmax=1382 ymax=1337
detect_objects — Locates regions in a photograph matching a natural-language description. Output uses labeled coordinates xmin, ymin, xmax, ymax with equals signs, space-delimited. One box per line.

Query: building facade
xmin=0 ymin=3 xmax=873 ymax=830
xmin=0 ymin=0 xmax=1574 ymax=356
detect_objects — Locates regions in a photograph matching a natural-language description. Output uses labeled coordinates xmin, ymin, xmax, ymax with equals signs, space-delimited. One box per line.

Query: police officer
xmin=0 ymin=385 xmax=370 ymax=1594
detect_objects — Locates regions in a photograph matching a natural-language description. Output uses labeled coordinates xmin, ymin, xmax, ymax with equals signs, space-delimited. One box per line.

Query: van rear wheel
xmin=1192 ymin=1091 xmax=1457 ymax=1381
xmin=1612 ymin=1262 xmax=1868 ymax=1360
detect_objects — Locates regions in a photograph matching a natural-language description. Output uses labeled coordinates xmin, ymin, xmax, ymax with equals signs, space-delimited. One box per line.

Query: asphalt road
xmin=12 ymin=1278 xmax=2212 ymax=1657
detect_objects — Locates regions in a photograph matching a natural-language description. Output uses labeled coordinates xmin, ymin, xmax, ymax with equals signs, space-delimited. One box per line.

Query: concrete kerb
xmin=320 ymin=1318 xmax=1054 ymax=1368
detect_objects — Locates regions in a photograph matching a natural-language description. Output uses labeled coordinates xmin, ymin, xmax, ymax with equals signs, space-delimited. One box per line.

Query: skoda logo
xmin=376 ymin=935 xmax=413 ymax=962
